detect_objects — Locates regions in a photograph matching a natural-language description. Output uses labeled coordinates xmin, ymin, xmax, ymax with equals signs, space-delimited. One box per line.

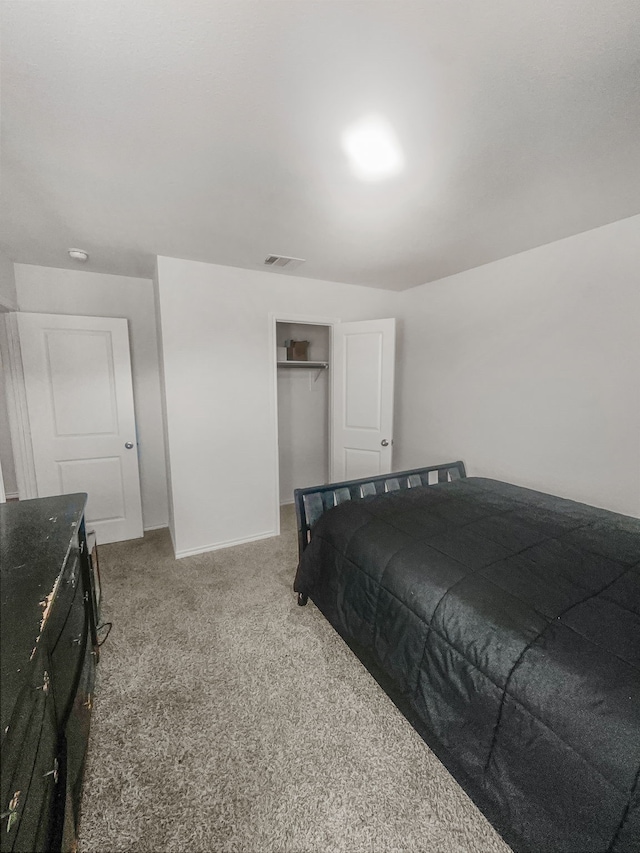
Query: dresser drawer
xmin=0 ymin=660 xmax=56 ymax=853
xmin=41 ymin=549 xmax=81 ymax=654
xmin=65 ymin=641 xmax=95 ymax=831
xmin=49 ymin=581 xmax=87 ymax=726
xmin=11 ymin=695 xmax=58 ymax=853
xmin=1 ymin=686 xmax=45 ymax=836
xmin=1 ymin=654 xmax=49 ymax=801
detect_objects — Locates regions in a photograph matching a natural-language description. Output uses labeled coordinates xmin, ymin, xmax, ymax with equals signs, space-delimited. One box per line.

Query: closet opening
xmin=275 ymin=320 xmax=332 ymax=510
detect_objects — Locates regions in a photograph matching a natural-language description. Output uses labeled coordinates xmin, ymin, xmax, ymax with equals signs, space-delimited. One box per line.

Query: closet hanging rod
xmin=276 ymin=361 xmax=328 ymax=369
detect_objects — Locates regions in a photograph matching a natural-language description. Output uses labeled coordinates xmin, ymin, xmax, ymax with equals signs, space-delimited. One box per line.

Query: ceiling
xmin=1 ymin=0 xmax=639 ymax=290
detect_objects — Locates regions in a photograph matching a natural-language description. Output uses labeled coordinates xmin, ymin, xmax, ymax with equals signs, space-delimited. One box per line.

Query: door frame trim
xmin=2 ymin=313 xmax=38 ymax=499
xmin=268 ymin=312 xmax=339 ymax=538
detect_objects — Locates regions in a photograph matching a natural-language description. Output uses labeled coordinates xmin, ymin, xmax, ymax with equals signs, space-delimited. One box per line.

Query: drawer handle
xmin=36 ymin=670 xmax=51 ymax=695
xmin=43 ymin=759 xmax=59 ymax=784
xmin=2 ymin=791 xmax=21 ymax=833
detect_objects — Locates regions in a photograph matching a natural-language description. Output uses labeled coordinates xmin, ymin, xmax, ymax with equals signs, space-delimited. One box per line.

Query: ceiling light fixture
xmin=342 ymin=114 xmax=404 ymax=181
xmin=68 ymin=248 xmax=89 ymax=262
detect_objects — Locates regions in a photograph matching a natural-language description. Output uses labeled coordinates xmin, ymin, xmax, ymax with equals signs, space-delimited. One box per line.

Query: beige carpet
xmin=78 ymin=506 xmax=512 ymax=853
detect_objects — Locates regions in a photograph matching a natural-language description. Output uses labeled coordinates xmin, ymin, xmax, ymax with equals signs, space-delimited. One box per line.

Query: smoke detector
xmin=264 ymin=254 xmax=305 ymax=271
xmin=68 ymin=248 xmax=89 ymax=262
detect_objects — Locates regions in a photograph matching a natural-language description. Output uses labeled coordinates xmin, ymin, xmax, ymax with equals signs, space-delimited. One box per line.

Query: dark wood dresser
xmin=1 ymin=494 xmax=100 ymax=853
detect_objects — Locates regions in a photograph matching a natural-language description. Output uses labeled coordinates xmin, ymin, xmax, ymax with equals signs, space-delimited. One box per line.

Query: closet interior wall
xmin=276 ymin=322 xmax=329 ymax=504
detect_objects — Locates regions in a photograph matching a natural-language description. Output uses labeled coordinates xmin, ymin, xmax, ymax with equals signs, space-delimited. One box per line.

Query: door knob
xmin=381 ymin=439 xmax=389 ymax=447
xmin=125 ymin=442 xmax=134 ymax=449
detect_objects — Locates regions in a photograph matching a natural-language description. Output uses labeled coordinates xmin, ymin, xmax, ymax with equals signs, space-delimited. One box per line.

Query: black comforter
xmin=294 ymin=477 xmax=640 ymax=853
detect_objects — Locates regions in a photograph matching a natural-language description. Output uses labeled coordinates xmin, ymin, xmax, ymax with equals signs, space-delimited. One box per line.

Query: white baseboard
xmin=5 ymin=492 xmax=19 ymax=501
xmin=143 ymin=523 xmax=169 ymax=532
xmin=174 ymin=529 xmax=276 ymax=560
xmin=279 ymin=499 xmax=295 ymax=506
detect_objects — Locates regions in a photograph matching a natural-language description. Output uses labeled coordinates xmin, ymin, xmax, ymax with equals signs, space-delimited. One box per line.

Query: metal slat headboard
xmin=294 ymin=461 xmax=466 ymax=560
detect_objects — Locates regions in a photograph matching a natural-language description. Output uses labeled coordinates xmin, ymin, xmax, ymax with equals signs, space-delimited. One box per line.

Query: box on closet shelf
xmin=286 ymin=340 xmax=309 ymax=361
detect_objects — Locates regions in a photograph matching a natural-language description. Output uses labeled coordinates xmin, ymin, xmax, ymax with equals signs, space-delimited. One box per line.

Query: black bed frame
xmin=294 ymin=460 xmax=467 ymax=604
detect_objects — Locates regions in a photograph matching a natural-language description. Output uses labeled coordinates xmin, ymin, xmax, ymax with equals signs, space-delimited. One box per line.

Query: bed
xmin=293 ymin=462 xmax=640 ymax=853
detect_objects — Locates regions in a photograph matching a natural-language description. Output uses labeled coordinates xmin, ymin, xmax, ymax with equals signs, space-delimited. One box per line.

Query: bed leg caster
xmin=297 ymin=592 xmax=308 ymax=607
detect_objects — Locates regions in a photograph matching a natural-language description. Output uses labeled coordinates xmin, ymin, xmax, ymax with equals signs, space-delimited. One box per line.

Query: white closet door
xmin=331 ymin=318 xmax=396 ymax=481
xmin=17 ymin=312 xmax=143 ymax=543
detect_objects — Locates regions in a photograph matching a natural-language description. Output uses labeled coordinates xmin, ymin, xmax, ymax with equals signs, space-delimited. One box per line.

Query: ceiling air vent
xmin=264 ymin=254 xmax=305 ymax=270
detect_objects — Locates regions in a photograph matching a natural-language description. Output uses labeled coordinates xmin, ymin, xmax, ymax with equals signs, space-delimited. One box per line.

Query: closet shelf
xmin=277 ymin=361 xmax=328 ymax=370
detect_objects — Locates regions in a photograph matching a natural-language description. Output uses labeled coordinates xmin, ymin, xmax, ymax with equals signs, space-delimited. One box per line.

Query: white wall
xmin=395 ymin=215 xmax=640 ymax=518
xmin=14 ymin=264 xmax=169 ymax=530
xmin=277 ymin=322 xmax=330 ymax=503
xmin=155 ymin=257 xmax=397 ymax=557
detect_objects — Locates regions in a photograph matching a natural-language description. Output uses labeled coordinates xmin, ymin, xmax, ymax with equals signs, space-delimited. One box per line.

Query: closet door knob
xmin=381 ymin=439 xmax=389 ymax=447
xmin=125 ymin=442 xmax=134 ymax=449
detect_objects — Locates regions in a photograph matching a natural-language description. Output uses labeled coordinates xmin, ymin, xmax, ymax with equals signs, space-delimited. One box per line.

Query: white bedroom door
xmin=331 ymin=318 xmax=396 ymax=481
xmin=16 ymin=312 xmax=143 ymax=544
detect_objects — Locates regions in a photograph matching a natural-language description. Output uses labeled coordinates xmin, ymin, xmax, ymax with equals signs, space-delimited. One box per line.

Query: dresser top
xmin=0 ymin=494 xmax=87 ymax=732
